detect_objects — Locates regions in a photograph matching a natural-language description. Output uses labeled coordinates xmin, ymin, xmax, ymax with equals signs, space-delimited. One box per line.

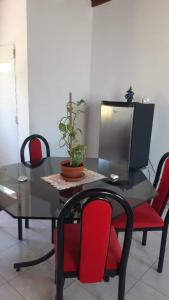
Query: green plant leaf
xmin=58 ymin=96 xmax=87 ymax=165
xmin=59 ymin=122 xmax=66 ymax=132
xmin=77 ymin=109 xmax=85 ymax=113
xmin=59 ymin=138 xmax=67 ymax=148
xmin=67 ymin=124 xmax=73 ymax=132
xmin=77 ymin=99 xmax=85 ymax=106
xmin=77 ymin=128 xmax=82 ymax=134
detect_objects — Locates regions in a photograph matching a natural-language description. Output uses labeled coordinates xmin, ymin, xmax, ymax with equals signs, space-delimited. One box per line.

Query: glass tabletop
xmin=0 ymin=157 xmax=156 ymax=220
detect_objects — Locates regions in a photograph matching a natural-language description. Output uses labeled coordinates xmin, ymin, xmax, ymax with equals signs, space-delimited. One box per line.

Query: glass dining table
xmin=0 ymin=157 xmax=156 ymax=271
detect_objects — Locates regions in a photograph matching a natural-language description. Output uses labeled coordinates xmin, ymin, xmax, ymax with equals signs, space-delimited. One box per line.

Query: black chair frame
xmin=20 ymin=134 xmax=50 ymax=168
xmin=117 ymin=152 xmax=169 ymax=273
xmin=18 ymin=134 xmax=51 ymax=241
xmin=56 ymin=188 xmax=133 ymax=300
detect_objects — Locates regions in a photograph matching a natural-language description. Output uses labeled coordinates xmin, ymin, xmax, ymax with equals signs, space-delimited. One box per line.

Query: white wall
xmin=89 ymin=0 xmax=169 ymax=174
xmin=0 ymin=0 xmax=29 ymax=152
xmin=27 ymin=0 xmax=93 ymax=156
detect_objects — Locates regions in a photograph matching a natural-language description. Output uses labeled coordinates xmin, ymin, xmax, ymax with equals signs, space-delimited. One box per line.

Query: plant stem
xmin=69 ymin=92 xmax=73 ymax=165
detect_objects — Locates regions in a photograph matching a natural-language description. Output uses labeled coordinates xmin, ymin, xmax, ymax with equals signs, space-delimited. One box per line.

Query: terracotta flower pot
xmin=60 ymin=160 xmax=84 ymax=179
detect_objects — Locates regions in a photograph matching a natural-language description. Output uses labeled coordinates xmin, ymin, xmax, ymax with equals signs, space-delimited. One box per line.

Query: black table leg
xmin=25 ymin=219 xmax=29 ymax=228
xmin=14 ymin=248 xmax=55 ymax=271
xmin=18 ymin=219 xmax=23 ymax=240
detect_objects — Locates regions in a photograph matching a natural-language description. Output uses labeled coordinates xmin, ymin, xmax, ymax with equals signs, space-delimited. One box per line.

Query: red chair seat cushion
xmin=54 ymin=223 xmax=122 ymax=274
xmin=112 ymin=202 xmax=164 ymax=230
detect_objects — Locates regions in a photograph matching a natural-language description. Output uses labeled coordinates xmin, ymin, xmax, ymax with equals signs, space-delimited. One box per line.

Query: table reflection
xmin=0 ymin=157 xmax=156 ymax=220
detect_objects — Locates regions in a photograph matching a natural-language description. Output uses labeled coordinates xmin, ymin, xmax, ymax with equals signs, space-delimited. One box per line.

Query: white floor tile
xmin=161 ymin=246 xmax=169 ymax=263
xmin=126 ymin=238 xmax=157 ymax=280
xmin=0 ymin=230 xmax=19 ymax=252
xmin=0 ymin=283 xmax=25 ymax=300
xmin=0 ymin=273 xmax=7 ymax=287
xmin=27 ymin=219 xmax=52 ymax=231
xmin=77 ymin=277 xmax=118 ymax=300
xmin=5 ymin=223 xmax=50 ymax=242
xmin=77 ymin=271 xmax=137 ymax=300
xmin=24 ymin=231 xmax=53 ymax=257
xmin=63 ymin=281 xmax=98 ymax=300
xmin=0 ymin=241 xmax=35 ymax=261
xmin=141 ymin=259 xmax=169 ymax=298
xmin=126 ymin=281 xmax=169 ymax=300
xmin=10 ymin=262 xmax=55 ymax=300
xmin=0 ymin=209 xmax=169 ymax=299
xmin=132 ymin=231 xmax=169 ymax=257
xmin=0 ymin=242 xmax=37 ymax=281
xmin=0 ymin=211 xmax=16 ymax=224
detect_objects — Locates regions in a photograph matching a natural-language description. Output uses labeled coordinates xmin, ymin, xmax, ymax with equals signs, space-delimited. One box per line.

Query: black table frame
xmin=0 ymin=157 xmax=156 ymax=271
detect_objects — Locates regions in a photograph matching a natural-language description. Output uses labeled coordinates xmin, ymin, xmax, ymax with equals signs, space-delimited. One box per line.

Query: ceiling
xmin=91 ymin=0 xmax=111 ymax=7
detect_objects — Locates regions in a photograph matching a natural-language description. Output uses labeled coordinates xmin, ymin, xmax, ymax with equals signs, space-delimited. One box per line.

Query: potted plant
xmin=58 ymin=92 xmax=86 ymax=180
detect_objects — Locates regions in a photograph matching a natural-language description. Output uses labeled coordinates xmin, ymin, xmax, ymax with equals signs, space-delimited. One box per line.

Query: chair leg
xmin=158 ymin=226 xmax=168 ymax=273
xmin=18 ymin=219 xmax=23 ymax=240
xmin=118 ymin=272 xmax=126 ymax=300
xmin=25 ymin=219 xmax=29 ymax=229
xmin=104 ymin=275 xmax=110 ymax=282
xmin=142 ymin=231 xmax=148 ymax=246
xmin=115 ymin=229 xmax=119 ymax=238
xmin=55 ymin=271 xmax=57 ymax=284
xmin=56 ymin=276 xmax=64 ymax=300
xmin=51 ymin=220 xmax=55 ymax=244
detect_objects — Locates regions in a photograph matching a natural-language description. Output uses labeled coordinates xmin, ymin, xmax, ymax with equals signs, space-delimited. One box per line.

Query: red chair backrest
xmin=152 ymin=156 xmax=169 ymax=215
xmin=29 ymin=138 xmax=43 ymax=165
xmin=79 ymin=199 xmax=112 ymax=283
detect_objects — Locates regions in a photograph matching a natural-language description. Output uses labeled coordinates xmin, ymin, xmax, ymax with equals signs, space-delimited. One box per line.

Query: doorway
xmin=0 ymin=45 xmax=18 ymax=166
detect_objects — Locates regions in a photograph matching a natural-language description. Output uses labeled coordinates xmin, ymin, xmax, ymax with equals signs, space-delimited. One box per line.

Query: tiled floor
xmin=0 ymin=209 xmax=169 ymax=300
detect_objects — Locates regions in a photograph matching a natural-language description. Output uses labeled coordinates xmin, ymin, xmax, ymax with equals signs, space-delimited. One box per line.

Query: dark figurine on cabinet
xmin=125 ymin=86 xmax=134 ymax=103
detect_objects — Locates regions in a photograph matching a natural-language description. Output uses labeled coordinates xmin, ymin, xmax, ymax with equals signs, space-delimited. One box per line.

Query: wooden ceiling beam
xmin=91 ymin=0 xmax=111 ymax=7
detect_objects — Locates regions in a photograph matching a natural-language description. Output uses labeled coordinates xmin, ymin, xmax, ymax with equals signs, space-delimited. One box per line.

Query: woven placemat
xmin=41 ymin=170 xmax=106 ymax=190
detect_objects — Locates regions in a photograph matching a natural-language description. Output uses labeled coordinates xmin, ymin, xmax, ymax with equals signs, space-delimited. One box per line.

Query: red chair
xmin=54 ymin=188 xmax=133 ymax=300
xmin=18 ymin=134 xmax=51 ymax=241
xmin=112 ymin=152 xmax=169 ymax=273
xmin=20 ymin=134 xmax=50 ymax=167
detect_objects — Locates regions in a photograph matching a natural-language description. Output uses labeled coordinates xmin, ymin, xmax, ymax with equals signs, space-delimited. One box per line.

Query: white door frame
xmin=0 ymin=43 xmax=19 ymax=164
xmin=0 ymin=42 xmax=30 ymax=162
